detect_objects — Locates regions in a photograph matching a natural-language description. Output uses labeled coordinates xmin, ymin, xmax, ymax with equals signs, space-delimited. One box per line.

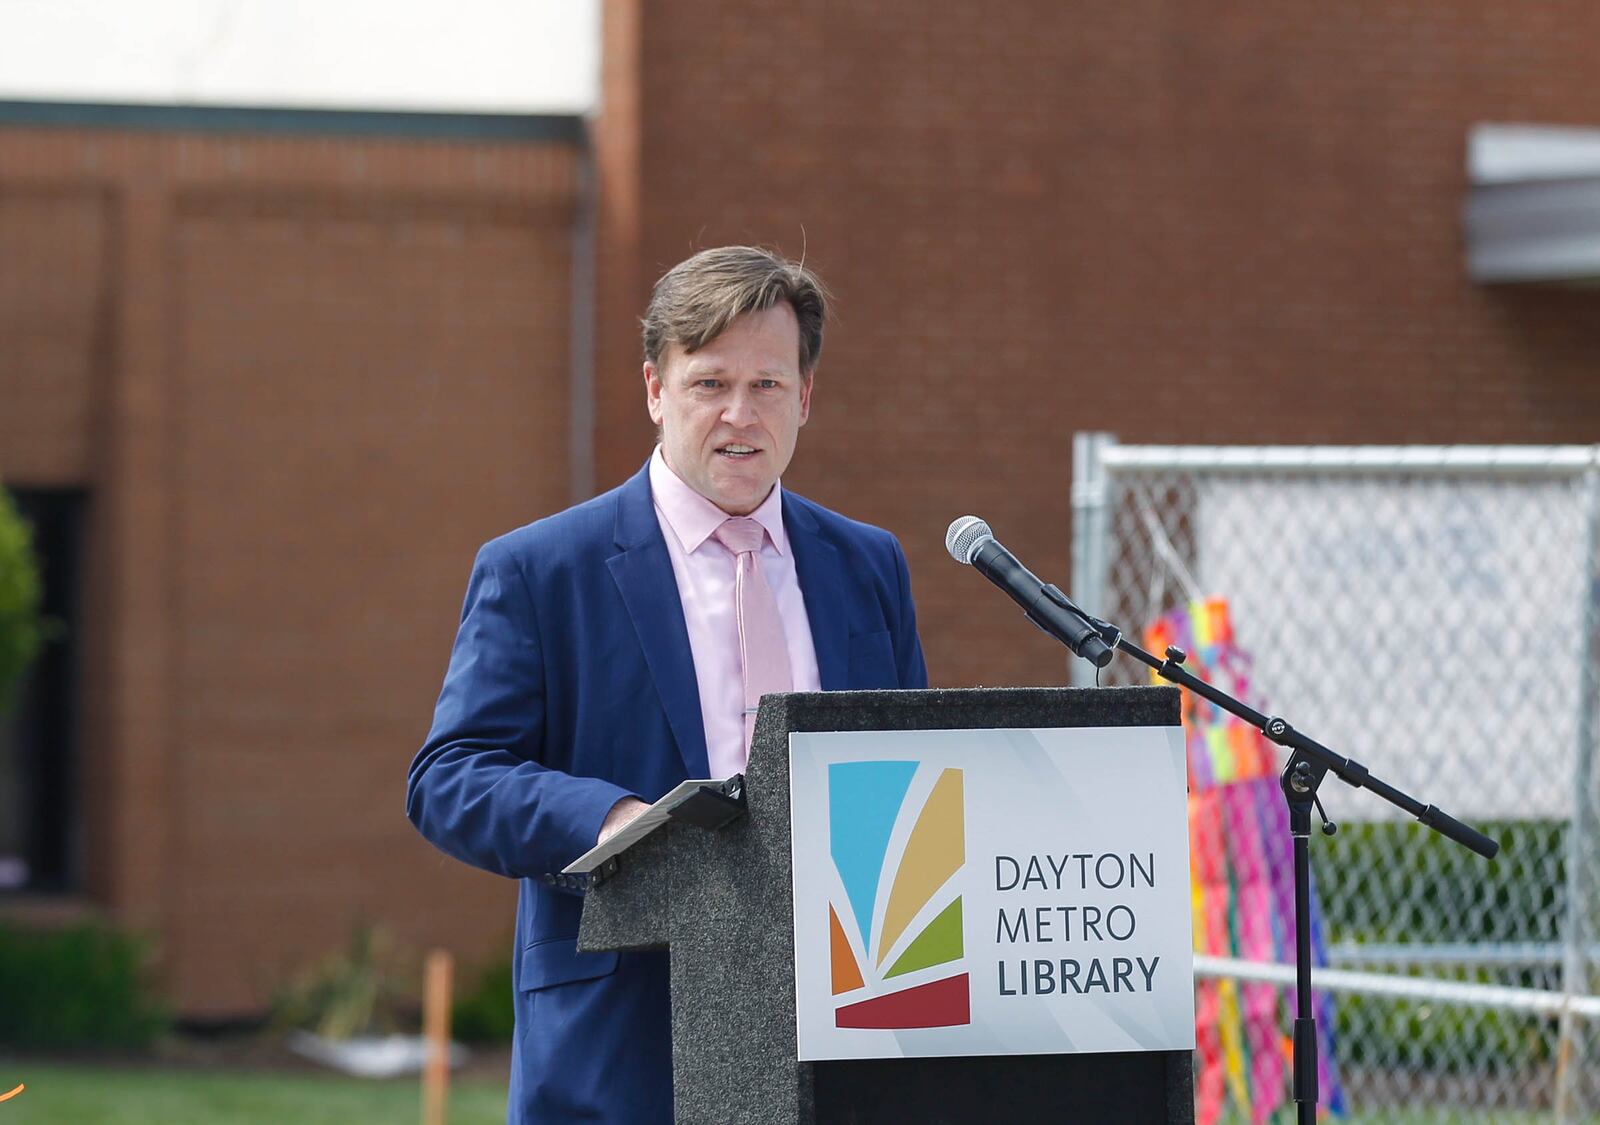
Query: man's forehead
xmin=664 ymin=333 xmax=803 ymax=378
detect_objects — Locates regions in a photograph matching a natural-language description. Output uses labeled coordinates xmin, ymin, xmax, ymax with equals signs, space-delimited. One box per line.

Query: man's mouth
xmin=717 ymin=444 xmax=760 ymax=460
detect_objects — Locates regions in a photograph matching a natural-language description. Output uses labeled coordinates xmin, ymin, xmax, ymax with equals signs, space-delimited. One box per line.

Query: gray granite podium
xmin=578 ymin=686 xmax=1196 ymax=1124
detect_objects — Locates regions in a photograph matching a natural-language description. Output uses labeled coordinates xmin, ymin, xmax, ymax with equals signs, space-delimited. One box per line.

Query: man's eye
xmin=697 ymin=379 xmax=720 ymax=389
xmin=757 ymin=379 xmax=778 ymax=389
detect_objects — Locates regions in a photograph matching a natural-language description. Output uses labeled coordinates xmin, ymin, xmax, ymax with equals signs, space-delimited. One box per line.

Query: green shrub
xmin=451 ymin=957 xmax=513 ymax=1044
xmin=0 ymin=922 xmax=170 ymax=1050
xmin=0 ymin=486 xmax=44 ymax=712
xmin=1333 ymin=990 xmax=1551 ymax=1074
xmin=1313 ymin=818 xmax=1564 ymax=1074
xmin=1314 ymin=818 xmax=1563 ymax=947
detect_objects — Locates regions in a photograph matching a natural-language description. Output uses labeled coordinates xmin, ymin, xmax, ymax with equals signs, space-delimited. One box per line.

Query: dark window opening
xmin=0 ymin=488 xmax=85 ymax=894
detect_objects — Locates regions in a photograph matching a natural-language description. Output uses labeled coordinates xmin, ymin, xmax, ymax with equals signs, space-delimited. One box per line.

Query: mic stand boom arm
xmin=1051 ymin=599 xmax=1499 ymax=1125
xmin=1111 ymin=633 xmax=1499 ymax=860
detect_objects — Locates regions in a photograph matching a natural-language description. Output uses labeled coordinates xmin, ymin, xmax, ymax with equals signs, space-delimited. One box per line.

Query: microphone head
xmin=945 ymin=516 xmax=993 ymax=565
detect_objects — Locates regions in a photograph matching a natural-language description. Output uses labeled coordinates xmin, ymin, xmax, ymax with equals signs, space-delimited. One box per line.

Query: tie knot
xmin=714 ymin=517 xmax=766 ymax=556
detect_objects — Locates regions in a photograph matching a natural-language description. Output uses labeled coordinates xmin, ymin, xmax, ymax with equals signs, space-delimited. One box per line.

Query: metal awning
xmin=1464 ymin=123 xmax=1600 ymax=284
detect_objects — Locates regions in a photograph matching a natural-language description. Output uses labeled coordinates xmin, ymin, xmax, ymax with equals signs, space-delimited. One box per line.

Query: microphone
xmin=946 ymin=516 xmax=1115 ymax=668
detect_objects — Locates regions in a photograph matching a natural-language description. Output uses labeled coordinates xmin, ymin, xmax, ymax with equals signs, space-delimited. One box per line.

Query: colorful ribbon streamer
xmin=1148 ymin=598 xmax=1346 ymax=1123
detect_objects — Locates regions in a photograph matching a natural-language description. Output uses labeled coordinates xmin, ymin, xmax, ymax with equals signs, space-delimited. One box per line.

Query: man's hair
xmin=642 ymin=246 xmax=828 ymax=375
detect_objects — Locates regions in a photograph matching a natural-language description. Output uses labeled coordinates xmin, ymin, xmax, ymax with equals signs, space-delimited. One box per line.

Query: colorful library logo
xmin=826 ymin=761 xmax=969 ymax=1029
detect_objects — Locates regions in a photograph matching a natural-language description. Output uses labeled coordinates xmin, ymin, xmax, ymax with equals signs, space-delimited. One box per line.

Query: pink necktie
xmin=713 ymin=517 xmax=794 ymax=762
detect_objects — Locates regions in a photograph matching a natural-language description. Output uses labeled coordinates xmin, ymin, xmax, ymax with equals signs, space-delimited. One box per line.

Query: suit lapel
xmin=608 ymin=465 xmax=710 ymax=779
xmin=784 ymin=492 xmax=851 ymax=691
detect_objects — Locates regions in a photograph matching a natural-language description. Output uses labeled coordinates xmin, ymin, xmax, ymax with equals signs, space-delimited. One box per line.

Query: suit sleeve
xmin=891 ymin=535 xmax=930 ymax=689
xmin=405 ymin=542 xmax=634 ymax=882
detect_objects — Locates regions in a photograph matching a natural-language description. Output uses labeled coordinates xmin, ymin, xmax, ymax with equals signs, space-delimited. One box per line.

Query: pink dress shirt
xmin=649 ymin=446 xmax=821 ymax=778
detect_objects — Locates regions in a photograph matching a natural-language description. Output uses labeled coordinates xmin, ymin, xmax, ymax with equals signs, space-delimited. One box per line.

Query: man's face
xmin=644 ymin=303 xmax=814 ymax=516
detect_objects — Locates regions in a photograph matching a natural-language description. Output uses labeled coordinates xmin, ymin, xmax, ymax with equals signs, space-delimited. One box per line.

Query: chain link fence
xmin=1071 ymin=435 xmax=1600 ymax=1124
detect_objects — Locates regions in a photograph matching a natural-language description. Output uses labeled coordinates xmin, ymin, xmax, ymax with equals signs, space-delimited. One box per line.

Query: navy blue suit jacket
xmin=406 ymin=462 xmax=928 ymax=1123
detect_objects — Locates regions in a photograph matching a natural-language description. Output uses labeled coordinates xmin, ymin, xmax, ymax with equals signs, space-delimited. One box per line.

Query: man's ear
xmin=797 ymin=372 xmax=815 ymax=426
xmin=644 ymin=361 xmax=664 ymax=425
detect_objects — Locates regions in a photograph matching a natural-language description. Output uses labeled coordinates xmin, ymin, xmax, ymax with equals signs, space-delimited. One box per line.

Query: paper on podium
xmin=562 ymin=776 xmax=743 ymax=874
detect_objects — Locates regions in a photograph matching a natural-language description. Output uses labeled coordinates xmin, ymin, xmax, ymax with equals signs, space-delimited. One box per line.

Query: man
xmin=406 ymin=246 xmax=927 ymax=1123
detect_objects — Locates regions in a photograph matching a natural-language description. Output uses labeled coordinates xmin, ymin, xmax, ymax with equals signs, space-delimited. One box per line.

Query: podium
xmin=578 ymin=686 xmax=1195 ymax=1124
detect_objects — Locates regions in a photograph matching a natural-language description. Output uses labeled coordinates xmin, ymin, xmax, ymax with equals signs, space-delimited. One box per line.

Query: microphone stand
xmin=1057 ymin=599 xmax=1500 ymax=1125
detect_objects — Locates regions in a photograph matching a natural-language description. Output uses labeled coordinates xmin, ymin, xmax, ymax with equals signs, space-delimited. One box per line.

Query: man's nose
xmin=721 ymin=390 xmax=758 ymax=426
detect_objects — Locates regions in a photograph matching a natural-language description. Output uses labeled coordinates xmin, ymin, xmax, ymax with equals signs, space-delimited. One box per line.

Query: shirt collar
xmin=649 ymin=445 xmax=789 ymax=556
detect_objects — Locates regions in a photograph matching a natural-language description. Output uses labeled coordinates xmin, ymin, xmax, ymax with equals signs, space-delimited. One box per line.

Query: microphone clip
xmin=1038 ymin=584 xmax=1123 ymax=650
xmin=1033 ymin=584 xmax=1117 ymax=667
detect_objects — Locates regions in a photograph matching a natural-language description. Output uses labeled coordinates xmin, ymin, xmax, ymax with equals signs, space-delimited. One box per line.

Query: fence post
xmin=1555 ymin=459 xmax=1600 ymax=1124
xmin=1071 ymin=432 xmax=1115 ymax=688
xmin=423 ymin=949 xmax=454 ymax=1125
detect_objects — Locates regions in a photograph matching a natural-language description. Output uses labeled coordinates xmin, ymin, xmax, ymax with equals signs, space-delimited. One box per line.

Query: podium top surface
xmin=758 ymin=684 xmax=1179 ymax=734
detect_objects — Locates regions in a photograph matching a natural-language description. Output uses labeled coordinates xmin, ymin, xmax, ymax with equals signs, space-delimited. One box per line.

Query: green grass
xmin=0 ymin=1062 xmax=507 ymax=1124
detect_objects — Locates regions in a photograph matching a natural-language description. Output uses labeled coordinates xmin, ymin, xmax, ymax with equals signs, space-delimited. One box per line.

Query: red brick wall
xmin=0 ymin=126 xmax=580 ymax=1015
xmin=595 ymin=0 xmax=1600 ymax=694
xmin=0 ymin=187 xmax=108 ymax=485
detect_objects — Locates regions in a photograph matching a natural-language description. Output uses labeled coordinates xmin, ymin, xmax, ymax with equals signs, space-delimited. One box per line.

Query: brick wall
xmin=0 ymin=124 xmax=580 ymax=1015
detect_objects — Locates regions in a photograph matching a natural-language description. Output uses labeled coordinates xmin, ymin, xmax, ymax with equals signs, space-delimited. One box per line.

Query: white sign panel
xmin=790 ymin=726 xmax=1195 ymax=1062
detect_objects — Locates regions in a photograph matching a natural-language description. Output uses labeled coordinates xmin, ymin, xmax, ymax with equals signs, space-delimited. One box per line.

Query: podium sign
xmin=789 ymin=726 xmax=1195 ymax=1062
